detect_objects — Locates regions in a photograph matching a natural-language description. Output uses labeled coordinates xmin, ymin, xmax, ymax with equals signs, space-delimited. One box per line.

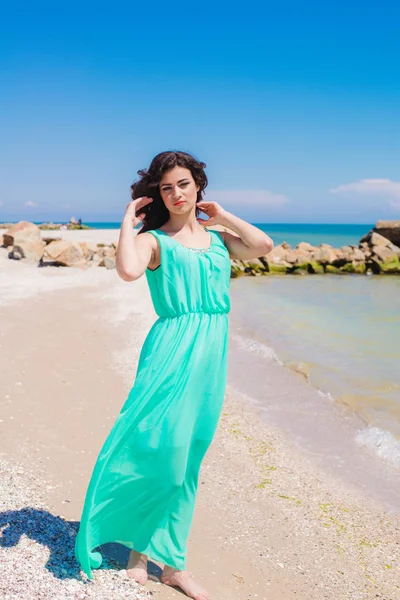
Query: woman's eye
xmin=180 ymin=182 xmax=189 ymax=187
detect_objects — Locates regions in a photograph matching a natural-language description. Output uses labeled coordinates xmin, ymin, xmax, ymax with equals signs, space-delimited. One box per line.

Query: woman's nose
xmin=172 ymin=187 xmax=181 ymax=199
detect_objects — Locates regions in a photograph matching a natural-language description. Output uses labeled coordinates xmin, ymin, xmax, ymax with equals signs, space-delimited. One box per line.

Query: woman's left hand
xmin=196 ymin=201 xmax=228 ymax=227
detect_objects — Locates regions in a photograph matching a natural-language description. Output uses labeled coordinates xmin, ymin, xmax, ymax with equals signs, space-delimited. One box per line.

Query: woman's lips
xmin=173 ymin=201 xmax=185 ymax=206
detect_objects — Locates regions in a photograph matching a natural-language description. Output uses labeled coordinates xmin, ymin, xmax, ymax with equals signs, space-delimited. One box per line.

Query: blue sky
xmin=1 ymin=1 xmax=399 ymax=224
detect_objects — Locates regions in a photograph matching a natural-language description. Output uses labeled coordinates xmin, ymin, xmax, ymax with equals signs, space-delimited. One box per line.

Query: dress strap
xmin=209 ymin=229 xmax=226 ymax=248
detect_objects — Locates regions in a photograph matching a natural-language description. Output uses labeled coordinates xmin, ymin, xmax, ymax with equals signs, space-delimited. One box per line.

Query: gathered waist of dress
xmin=157 ymin=309 xmax=229 ymax=319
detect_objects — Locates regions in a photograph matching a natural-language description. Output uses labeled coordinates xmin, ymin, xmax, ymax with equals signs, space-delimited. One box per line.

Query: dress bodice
xmin=145 ymin=228 xmax=231 ymax=318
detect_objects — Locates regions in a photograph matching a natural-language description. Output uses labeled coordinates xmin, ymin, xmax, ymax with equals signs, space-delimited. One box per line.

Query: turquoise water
xmin=82 ymin=222 xmax=372 ymax=248
xmin=253 ymin=223 xmax=373 ymax=248
xmin=229 ymin=275 xmax=400 ymax=441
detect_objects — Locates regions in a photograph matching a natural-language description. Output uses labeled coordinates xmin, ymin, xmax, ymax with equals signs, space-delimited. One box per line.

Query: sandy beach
xmin=1 ymin=230 xmax=399 ymax=600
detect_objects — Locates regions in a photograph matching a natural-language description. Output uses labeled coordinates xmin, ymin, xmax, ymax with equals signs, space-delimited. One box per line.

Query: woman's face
xmin=159 ymin=166 xmax=200 ymax=214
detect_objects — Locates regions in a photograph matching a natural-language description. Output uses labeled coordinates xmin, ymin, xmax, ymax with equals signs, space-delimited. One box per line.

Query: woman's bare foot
xmin=161 ymin=566 xmax=210 ymax=600
xmin=126 ymin=550 xmax=148 ymax=585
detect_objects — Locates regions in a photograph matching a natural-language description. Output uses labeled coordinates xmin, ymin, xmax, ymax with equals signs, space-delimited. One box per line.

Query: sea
xmin=87 ymin=222 xmax=400 ymax=481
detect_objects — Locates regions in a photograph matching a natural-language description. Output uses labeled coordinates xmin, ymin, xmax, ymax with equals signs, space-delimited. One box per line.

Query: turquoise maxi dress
xmin=74 ymin=227 xmax=231 ymax=579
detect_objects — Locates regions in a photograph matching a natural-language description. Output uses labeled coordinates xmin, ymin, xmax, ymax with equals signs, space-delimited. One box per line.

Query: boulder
xmin=311 ymin=244 xmax=338 ymax=264
xmin=102 ymin=257 xmax=116 ymax=269
xmin=230 ymin=263 xmax=244 ymax=278
xmin=91 ymin=253 xmax=103 ymax=267
xmin=9 ymin=239 xmax=46 ymax=264
xmin=374 ymin=220 xmax=400 ymax=246
xmin=3 ymin=221 xmax=41 ymax=247
xmin=97 ymin=245 xmax=116 ymax=259
xmin=359 ymin=230 xmax=393 ymax=247
xmin=369 ymin=256 xmax=400 ymax=274
xmin=372 ymin=246 xmax=400 ymax=262
xmin=341 ymin=262 xmax=366 ymax=274
xmin=244 ymin=259 xmax=266 ymax=273
xmin=296 ymin=242 xmax=316 ymax=252
xmin=308 ymin=261 xmax=324 ymax=274
xmin=78 ymin=241 xmax=98 ymax=260
xmin=325 ymin=265 xmax=341 ymax=274
xmin=44 ymin=239 xmax=86 ymax=267
xmin=285 ymin=250 xmax=311 ymax=265
xmin=264 ymin=244 xmax=290 ymax=265
xmin=338 ymin=246 xmax=365 ymax=263
xmin=359 ymin=242 xmax=371 ymax=257
xmin=267 ymin=263 xmax=287 ymax=274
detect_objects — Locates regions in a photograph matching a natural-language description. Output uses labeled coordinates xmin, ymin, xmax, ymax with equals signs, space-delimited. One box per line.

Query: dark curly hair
xmin=131 ymin=150 xmax=208 ymax=233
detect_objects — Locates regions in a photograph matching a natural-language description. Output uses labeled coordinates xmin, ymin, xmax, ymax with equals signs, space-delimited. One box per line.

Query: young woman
xmin=74 ymin=151 xmax=273 ymax=600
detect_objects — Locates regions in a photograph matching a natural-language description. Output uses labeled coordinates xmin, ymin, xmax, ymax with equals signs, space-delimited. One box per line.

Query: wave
xmin=355 ymin=426 xmax=400 ymax=468
xmin=230 ymin=332 xmax=283 ymax=364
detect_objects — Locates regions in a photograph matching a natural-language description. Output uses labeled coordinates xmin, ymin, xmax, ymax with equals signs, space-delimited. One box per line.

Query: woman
xmin=74 ymin=150 xmax=273 ymax=600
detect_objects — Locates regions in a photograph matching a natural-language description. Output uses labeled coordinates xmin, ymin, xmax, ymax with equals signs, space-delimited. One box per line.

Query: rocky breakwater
xmin=230 ymin=220 xmax=400 ymax=277
xmin=0 ymin=221 xmax=116 ymax=269
xmin=2 ymin=220 xmax=400 ymax=276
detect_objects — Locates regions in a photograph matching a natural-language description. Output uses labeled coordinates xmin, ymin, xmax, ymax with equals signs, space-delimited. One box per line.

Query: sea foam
xmin=355 ymin=426 xmax=400 ymax=468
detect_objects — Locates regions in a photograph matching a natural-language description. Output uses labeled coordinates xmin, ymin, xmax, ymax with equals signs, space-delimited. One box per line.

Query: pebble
xmin=0 ymin=455 xmax=151 ymax=600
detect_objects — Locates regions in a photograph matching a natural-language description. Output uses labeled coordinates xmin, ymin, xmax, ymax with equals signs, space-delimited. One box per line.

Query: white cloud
xmin=24 ymin=200 xmax=39 ymax=207
xmin=204 ymin=189 xmax=289 ymax=208
xmin=330 ymin=179 xmax=400 ymax=204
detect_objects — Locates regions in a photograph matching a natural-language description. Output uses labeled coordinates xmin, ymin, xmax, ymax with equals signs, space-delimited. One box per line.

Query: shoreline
xmin=2 ymin=230 xmax=399 ymax=481
xmin=1 ymin=230 xmax=400 ymax=598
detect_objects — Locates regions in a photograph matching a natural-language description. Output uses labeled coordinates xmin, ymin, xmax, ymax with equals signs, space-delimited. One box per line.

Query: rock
xmin=267 ymin=263 xmax=287 ymax=274
xmin=337 ymin=246 xmax=365 ymax=264
xmin=341 ymin=262 xmax=366 ymax=274
xmin=102 ymin=257 xmax=116 ymax=269
xmin=358 ymin=242 xmax=371 ymax=259
xmin=44 ymin=240 xmax=72 ymax=260
xmin=91 ymin=253 xmax=103 ymax=267
xmin=372 ymin=246 xmax=399 ymax=262
xmin=96 ymin=244 xmax=117 ymax=259
xmin=285 ymin=250 xmax=311 ymax=265
xmin=9 ymin=240 xmax=46 ymax=264
xmin=230 ymin=264 xmax=244 ymax=278
xmin=370 ymin=232 xmax=393 ymax=247
xmin=325 ymin=265 xmax=341 ymax=274
xmin=308 ymin=261 xmax=324 ymax=274
xmin=44 ymin=240 xmax=86 ymax=267
xmin=240 ymin=259 xmax=266 ymax=276
xmin=374 ymin=220 xmax=400 ymax=246
xmin=265 ymin=244 xmax=290 ymax=265
xmin=3 ymin=221 xmax=41 ymax=247
xmin=311 ymin=245 xmax=338 ymax=264
xmin=78 ymin=241 xmax=98 ymax=260
xmin=360 ymin=230 xmax=393 ymax=247
xmin=369 ymin=256 xmax=400 ymax=274
xmin=296 ymin=242 xmax=316 ymax=252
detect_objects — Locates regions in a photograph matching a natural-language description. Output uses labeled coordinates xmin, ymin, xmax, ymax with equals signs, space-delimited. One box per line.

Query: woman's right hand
xmin=123 ymin=196 xmax=153 ymax=227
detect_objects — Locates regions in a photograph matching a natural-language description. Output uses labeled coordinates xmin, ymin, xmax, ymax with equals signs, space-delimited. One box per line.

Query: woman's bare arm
xmin=197 ymin=201 xmax=274 ymax=260
xmin=115 ymin=198 xmax=155 ymax=282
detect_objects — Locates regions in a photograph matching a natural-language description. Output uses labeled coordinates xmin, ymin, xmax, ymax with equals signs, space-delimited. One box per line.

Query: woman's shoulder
xmin=209 ymin=228 xmax=227 ymax=246
xmin=136 ymin=229 xmax=160 ymax=249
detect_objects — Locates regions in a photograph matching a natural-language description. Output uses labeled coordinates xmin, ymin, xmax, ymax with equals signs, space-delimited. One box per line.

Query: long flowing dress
xmin=74 ymin=227 xmax=231 ymax=580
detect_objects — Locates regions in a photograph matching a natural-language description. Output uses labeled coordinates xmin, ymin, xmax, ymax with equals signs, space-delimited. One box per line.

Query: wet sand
xmin=1 ymin=231 xmax=399 ymax=600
